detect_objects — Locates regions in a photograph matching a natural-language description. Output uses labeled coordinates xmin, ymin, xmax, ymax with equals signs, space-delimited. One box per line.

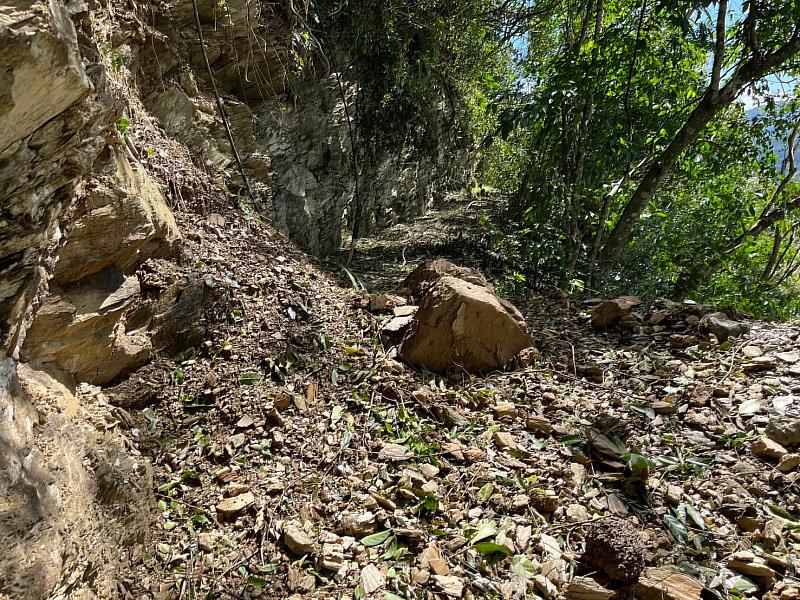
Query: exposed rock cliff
xmin=0 ymin=0 xmax=466 ymax=594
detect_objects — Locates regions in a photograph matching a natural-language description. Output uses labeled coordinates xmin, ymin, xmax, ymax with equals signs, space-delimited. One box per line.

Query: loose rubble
xmin=116 ymin=202 xmax=800 ymax=599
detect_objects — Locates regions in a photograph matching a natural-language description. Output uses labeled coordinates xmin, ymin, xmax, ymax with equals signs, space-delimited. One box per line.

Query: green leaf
xmin=474 ymin=542 xmax=511 ymax=556
xmin=664 ymin=514 xmax=689 ymax=544
xmin=478 ymin=483 xmax=494 ymax=501
xmin=330 ymin=405 xmax=344 ymax=426
xmin=470 ymin=520 xmax=497 ymax=545
xmin=510 ymin=555 xmax=538 ymax=579
xmin=361 ymin=530 xmax=392 ymax=547
xmin=239 ymin=372 xmax=263 ymax=385
xmin=685 ymin=505 xmax=706 ymax=530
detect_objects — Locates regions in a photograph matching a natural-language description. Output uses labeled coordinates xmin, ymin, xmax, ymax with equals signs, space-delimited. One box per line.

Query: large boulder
xmin=400 ymin=258 xmax=493 ymax=301
xmin=398 ymin=274 xmax=533 ymax=374
xmin=590 ymin=296 xmax=641 ymax=330
xmin=699 ymin=311 xmax=750 ymax=343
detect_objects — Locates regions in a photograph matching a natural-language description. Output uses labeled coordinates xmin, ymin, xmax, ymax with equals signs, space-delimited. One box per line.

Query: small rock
xmin=777 ymin=453 xmax=800 ymax=472
xmin=493 ymin=431 xmax=517 ymax=451
xmin=700 ymin=312 xmax=750 ymax=343
xmin=226 ymin=482 xmax=249 ymax=496
xmin=392 ymin=304 xmax=417 ymax=317
xmin=531 ymin=491 xmax=559 ymax=513
xmin=671 ymin=334 xmax=698 ymax=349
xmin=216 ymin=492 xmax=255 ymax=518
xmin=761 ymin=518 xmax=785 ymax=550
xmin=728 ymin=551 xmax=776 ymax=588
xmin=463 ymin=447 xmax=486 ymax=462
xmin=368 ymin=293 xmax=406 ymax=312
xmin=743 ymin=345 xmax=764 ymax=358
xmin=319 ymin=542 xmax=344 ymax=571
xmin=230 ymin=432 xmax=246 ymax=448
xmin=420 ymin=545 xmax=450 ymax=576
xmin=776 ymin=351 xmax=799 ymax=364
xmin=665 ymin=484 xmax=683 ymax=504
xmin=652 ymin=399 xmax=677 ymax=414
xmin=198 ymin=533 xmax=216 ymax=553
xmin=274 ymin=392 xmax=292 ymax=411
xmin=341 ymin=511 xmax=376 ymax=537
xmin=493 ymin=402 xmax=517 ymax=420
xmin=433 ymin=575 xmax=464 ymax=598
xmin=236 ymin=415 xmax=255 ymax=428
xmin=766 ymin=418 xmax=800 ymax=446
xmin=526 ymin=415 xmax=553 ymax=434
xmin=566 ymin=576 xmax=615 ymax=600
xmin=635 ymin=567 xmax=704 ymax=600
xmin=591 ymin=296 xmax=640 ymax=330
xmin=752 ymin=437 xmax=788 ymax=461
xmin=283 ymin=523 xmax=316 ymax=555
xmin=379 ymin=442 xmax=413 ymax=461
xmin=566 ymin=504 xmax=589 ymax=522
xmin=360 ymin=563 xmax=385 ymax=595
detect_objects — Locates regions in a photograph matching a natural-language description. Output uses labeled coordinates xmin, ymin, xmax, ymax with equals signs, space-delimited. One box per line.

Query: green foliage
xmin=116 ymin=115 xmax=131 ymax=137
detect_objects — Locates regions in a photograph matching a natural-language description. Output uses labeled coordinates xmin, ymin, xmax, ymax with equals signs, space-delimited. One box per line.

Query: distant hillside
xmin=747 ymin=107 xmax=790 ymax=167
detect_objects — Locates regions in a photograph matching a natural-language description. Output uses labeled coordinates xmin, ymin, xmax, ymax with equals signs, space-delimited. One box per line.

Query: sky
xmin=725 ymin=0 xmax=797 ymax=109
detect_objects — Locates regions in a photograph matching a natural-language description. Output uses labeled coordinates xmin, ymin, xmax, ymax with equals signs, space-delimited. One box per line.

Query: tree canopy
xmin=306 ymin=0 xmax=800 ymax=317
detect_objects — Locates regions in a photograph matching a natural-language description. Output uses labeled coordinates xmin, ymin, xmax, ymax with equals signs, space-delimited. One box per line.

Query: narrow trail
xmin=121 ymin=203 xmax=800 ymax=600
xmin=334 ymin=194 xmax=505 ymax=292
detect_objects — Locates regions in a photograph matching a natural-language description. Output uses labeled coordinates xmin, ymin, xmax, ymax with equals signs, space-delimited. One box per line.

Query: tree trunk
xmin=597 ymin=28 xmax=800 ymax=275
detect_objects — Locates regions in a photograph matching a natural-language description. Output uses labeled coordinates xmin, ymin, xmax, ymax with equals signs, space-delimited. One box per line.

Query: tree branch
xmin=710 ymin=0 xmax=728 ymax=99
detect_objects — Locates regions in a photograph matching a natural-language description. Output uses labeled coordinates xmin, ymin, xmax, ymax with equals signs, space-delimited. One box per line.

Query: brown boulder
xmin=399 ymin=276 xmax=533 ymax=374
xmin=591 ymin=296 xmax=641 ymax=330
xmin=400 ymin=259 xmax=493 ymax=302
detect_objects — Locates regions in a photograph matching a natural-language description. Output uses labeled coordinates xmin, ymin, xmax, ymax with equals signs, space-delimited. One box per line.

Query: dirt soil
xmin=115 ymin=198 xmax=799 ymax=600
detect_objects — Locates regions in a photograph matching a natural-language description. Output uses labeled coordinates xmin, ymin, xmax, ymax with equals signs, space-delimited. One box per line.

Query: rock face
xmin=0 ymin=360 xmax=153 ymax=599
xmin=19 ymin=151 xmax=198 ymax=385
xmin=582 ymin=517 xmax=646 ymax=585
xmin=397 ymin=263 xmax=533 ymax=374
xmin=52 ymin=151 xmax=181 ymax=284
xmin=256 ymin=80 xmax=468 ymax=255
xmin=0 ymin=0 xmax=116 ymax=354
